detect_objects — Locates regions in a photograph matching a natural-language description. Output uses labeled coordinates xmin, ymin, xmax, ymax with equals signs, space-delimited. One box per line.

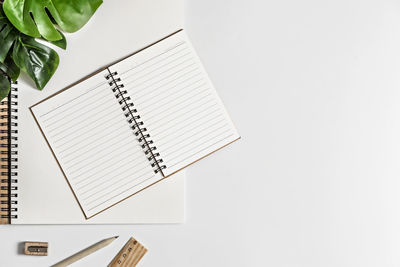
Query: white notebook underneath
xmin=31 ymin=30 xmax=240 ymax=219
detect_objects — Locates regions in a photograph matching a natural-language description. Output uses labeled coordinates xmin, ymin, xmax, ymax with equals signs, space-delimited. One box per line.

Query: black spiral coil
xmin=0 ymin=81 xmax=18 ymax=220
xmin=105 ymin=69 xmax=166 ymax=174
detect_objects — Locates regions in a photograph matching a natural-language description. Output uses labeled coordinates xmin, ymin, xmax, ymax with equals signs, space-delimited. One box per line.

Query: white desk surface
xmin=2 ymin=0 xmax=400 ymax=266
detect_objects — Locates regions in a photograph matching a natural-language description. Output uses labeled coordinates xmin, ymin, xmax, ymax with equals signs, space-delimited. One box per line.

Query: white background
xmin=2 ymin=0 xmax=400 ymax=266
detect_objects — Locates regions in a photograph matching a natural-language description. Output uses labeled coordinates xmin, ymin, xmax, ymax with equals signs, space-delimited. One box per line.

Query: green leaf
xmin=0 ymin=73 xmax=10 ymax=101
xmin=12 ymin=36 xmax=59 ymax=90
xmin=0 ymin=54 xmax=20 ymax=82
xmin=3 ymin=0 xmax=103 ymax=41
xmin=46 ymin=30 xmax=67 ymax=49
xmin=0 ymin=6 xmax=19 ymax=62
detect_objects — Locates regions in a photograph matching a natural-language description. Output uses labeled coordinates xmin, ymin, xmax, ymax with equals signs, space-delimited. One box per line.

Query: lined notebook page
xmin=109 ymin=30 xmax=240 ymax=176
xmin=31 ymin=71 xmax=161 ymax=218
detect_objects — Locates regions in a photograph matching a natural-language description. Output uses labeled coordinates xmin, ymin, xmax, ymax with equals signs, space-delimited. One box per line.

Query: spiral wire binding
xmin=105 ymin=70 xmax=166 ymax=175
xmin=0 ymin=80 xmax=18 ymax=223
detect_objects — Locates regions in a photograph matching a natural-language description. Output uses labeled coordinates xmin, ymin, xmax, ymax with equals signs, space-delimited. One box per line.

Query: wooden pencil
xmin=52 ymin=236 xmax=118 ymax=267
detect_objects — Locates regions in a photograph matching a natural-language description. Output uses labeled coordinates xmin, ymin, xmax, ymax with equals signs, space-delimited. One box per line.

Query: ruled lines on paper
xmin=31 ymin=72 xmax=158 ymax=218
xmin=111 ymin=31 xmax=240 ymax=176
xmin=31 ymin=30 xmax=239 ymax=218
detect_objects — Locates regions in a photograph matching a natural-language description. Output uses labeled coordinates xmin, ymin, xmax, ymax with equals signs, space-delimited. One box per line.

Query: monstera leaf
xmin=0 ymin=0 xmax=102 ymax=100
xmin=3 ymin=0 xmax=103 ymax=41
xmin=0 ymin=72 xmax=10 ymax=100
xmin=47 ymin=30 xmax=66 ymax=49
xmin=0 ymin=55 xmax=19 ymax=81
xmin=0 ymin=6 xmax=19 ymax=97
xmin=12 ymin=36 xmax=59 ymax=89
xmin=0 ymin=3 xmax=60 ymax=93
xmin=0 ymin=6 xmax=19 ymax=62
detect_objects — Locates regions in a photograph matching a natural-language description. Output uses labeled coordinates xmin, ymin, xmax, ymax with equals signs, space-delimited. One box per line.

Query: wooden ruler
xmin=108 ymin=237 xmax=147 ymax=267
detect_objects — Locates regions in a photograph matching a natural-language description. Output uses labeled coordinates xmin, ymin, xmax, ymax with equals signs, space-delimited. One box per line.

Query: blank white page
xmin=31 ymin=70 xmax=161 ymax=219
xmin=109 ymin=30 xmax=240 ymax=176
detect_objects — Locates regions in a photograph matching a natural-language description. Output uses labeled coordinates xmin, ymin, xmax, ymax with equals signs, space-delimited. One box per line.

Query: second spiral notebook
xmin=30 ymin=29 xmax=240 ymax=219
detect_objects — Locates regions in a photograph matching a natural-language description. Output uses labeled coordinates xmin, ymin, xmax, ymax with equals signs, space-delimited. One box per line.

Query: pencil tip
xmin=114 ymin=236 xmax=119 ymax=239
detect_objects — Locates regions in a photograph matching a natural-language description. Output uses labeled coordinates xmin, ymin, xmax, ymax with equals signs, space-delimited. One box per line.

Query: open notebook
xmin=31 ymin=30 xmax=240 ymax=219
xmin=0 ymin=0 xmax=185 ymax=225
